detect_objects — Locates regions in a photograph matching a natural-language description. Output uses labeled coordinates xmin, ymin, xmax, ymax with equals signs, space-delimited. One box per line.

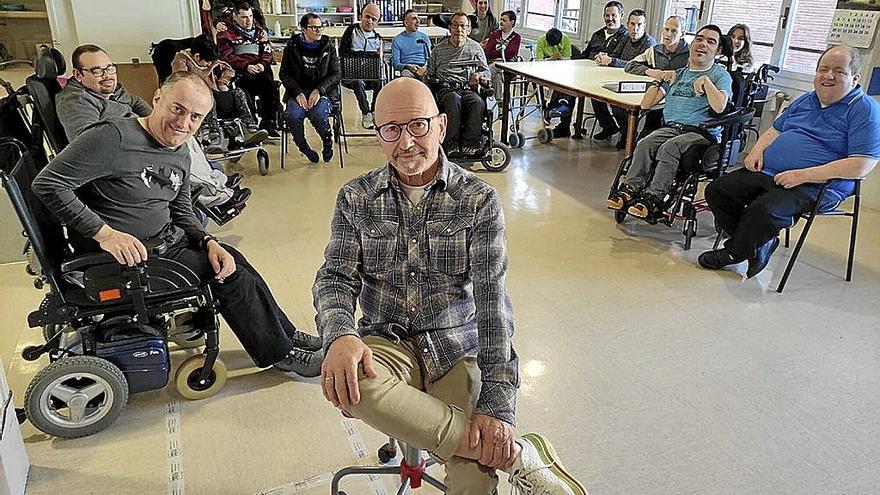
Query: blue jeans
xmin=343 ymin=80 xmax=381 ymax=114
xmin=285 ymin=96 xmax=332 ymax=150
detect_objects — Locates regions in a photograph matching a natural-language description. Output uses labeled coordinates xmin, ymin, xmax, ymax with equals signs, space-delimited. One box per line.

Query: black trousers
xmin=163 ymin=237 xmax=295 ymax=367
xmin=706 ymin=169 xmax=840 ymax=260
xmin=236 ymin=69 xmax=279 ymax=126
xmin=436 ymin=87 xmax=484 ymax=147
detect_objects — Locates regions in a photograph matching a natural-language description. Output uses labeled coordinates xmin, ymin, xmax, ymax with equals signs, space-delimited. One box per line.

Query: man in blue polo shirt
xmin=607 ymin=24 xmax=732 ymax=220
xmin=391 ymin=9 xmax=431 ymax=79
xmin=699 ymin=45 xmax=880 ymax=278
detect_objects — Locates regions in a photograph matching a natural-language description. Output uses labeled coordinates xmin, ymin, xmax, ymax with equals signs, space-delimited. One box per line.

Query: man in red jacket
xmin=482 ymin=10 xmax=521 ymax=103
xmin=217 ymin=1 xmax=280 ymax=137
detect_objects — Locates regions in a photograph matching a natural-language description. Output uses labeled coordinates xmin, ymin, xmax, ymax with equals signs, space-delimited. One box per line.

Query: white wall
xmin=45 ymin=0 xmax=201 ymax=63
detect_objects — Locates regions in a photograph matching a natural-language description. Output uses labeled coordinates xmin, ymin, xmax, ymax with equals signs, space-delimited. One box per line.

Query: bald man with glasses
xmin=313 ymin=77 xmax=587 ymax=495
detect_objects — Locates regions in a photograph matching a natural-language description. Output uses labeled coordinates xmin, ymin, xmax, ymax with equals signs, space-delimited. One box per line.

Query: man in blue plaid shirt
xmin=312 ymin=78 xmax=586 ymax=494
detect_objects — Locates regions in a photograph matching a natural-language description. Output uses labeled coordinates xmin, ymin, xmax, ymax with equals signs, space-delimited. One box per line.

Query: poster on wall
xmin=827 ymin=0 xmax=880 ymax=48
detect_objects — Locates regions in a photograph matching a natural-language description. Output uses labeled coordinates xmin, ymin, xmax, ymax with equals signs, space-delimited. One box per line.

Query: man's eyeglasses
xmin=376 ymin=115 xmax=438 ymax=142
xmin=77 ymin=64 xmax=117 ymax=77
xmin=304 ymin=24 xmax=323 ymax=31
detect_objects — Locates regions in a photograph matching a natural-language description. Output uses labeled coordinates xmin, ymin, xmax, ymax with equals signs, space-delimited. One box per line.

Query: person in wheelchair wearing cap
xmin=34 ymin=72 xmax=323 ymax=378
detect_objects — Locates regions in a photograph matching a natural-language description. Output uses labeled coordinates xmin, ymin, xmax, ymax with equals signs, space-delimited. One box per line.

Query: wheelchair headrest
xmin=34 ymin=46 xmax=66 ymax=80
xmin=150 ymin=37 xmax=196 ymax=85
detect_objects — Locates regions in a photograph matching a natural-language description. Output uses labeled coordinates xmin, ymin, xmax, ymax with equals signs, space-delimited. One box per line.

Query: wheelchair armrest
xmin=60 ymin=238 xmax=168 ymax=273
xmin=699 ymin=107 xmax=755 ymax=129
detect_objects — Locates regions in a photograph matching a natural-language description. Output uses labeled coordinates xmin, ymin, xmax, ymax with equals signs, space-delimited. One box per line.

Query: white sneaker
xmin=507 ymin=433 xmax=588 ymax=495
xmin=361 ymin=113 xmax=375 ymax=129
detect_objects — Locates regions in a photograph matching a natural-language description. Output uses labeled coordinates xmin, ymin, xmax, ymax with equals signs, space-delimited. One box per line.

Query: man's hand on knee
xmin=468 ymin=413 xmax=517 ymax=470
xmin=322 ymin=335 xmax=378 ymax=408
xmin=92 ymin=225 xmax=148 ymax=266
xmin=206 ymin=239 xmax=236 ymax=279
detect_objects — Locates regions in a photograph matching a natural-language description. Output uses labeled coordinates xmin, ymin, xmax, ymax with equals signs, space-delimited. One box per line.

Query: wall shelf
xmin=0 ymin=10 xmax=49 ymax=19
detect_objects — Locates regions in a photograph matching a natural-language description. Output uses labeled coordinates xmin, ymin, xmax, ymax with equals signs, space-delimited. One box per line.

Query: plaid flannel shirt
xmin=313 ymin=156 xmax=519 ymax=424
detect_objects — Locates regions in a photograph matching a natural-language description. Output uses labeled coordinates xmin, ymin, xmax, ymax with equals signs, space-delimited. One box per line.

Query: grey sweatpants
xmin=625 ymin=127 xmax=711 ymax=198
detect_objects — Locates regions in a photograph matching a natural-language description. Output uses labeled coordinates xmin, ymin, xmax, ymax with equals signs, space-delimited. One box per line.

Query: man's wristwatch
xmin=202 ymin=235 xmax=219 ymax=250
xmin=650 ymin=80 xmax=664 ymax=88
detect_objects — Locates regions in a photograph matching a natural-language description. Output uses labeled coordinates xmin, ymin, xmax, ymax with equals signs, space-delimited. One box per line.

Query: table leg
xmin=625 ymin=108 xmax=639 ymax=156
xmin=501 ymin=70 xmax=511 ymax=145
xmin=572 ymin=96 xmax=585 ymax=140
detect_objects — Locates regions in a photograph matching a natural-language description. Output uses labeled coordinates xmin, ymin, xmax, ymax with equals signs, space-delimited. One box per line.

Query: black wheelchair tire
xmin=25 ymin=355 xmax=129 ymax=438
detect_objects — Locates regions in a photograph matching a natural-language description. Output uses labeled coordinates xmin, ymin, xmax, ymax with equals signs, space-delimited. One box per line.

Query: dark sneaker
xmin=241 ymin=127 xmax=269 ymax=147
xmin=593 ymin=127 xmax=619 ymax=140
xmin=507 ymin=433 xmax=588 ymax=495
xmin=548 ymin=104 xmax=571 ymax=118
xmin=274 ymin=348 xmax=323 ymax=378
xmin=444 ymin=144 xmax=461 ymax=158
xmin=218 ymin=187 xmax=251 ymax=210
xmin=461 ymin=146 xmax=483 ymax=158
xmin=322 ymin=146 xmax=334 ymax=163
xmin=299 ymin=146 xmax=319 ymax=163
xmin=552 ymin=125 xmax=571 ymax=139
xmin=626 ymin=193 xmax=663 ymax=219
xmin=288 ymin=329 xmax=323 ymax=351
xmin=260 ymin=123 xmax=281 ymax=140
xmin=606 ymin=185 xmax=636 ymax=210
xmin=698 ymin=248 xmax=745 ymax=270
xmin=746 ymin=237 xmax=780 ymax=278
xmin=225 ymin=173 xmax=243 ymax=189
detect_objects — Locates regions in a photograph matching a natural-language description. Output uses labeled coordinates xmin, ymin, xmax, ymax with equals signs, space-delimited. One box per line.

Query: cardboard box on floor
xmin=0 ymin=359 xmax=29 ymax=495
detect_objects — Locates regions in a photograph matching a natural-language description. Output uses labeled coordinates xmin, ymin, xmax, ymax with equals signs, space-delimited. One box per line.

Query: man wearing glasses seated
xmin=313 ymin=77 xmax=588 ymax=495
xmin=56 ymin=44 xmax=152 ymax=141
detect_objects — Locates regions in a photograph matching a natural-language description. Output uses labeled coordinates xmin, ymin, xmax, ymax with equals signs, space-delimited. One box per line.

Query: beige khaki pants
xmin=347 ymin=336 xmax=499 ymax=494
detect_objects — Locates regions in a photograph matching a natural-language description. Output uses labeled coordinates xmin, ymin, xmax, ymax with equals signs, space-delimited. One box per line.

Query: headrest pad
xmin=34 ymin=46 xmax=66 ymax=80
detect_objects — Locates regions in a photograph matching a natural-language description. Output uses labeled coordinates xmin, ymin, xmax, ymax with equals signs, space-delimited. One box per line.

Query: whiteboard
xmin=70 ymin=0 xmax=199 ymax=62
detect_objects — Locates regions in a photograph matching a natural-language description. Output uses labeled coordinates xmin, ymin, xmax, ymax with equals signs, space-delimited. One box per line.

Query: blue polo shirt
xmin=763 ymin=85 xmax=880 ymax=200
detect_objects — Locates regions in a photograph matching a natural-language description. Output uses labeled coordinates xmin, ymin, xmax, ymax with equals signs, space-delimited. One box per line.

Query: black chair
xmin=278 ymin=88 xmax=347 ymax=169
xmin=776 ymin=180 xmax=862 ymax=293
xmin=0 ymin=137 xmax=227 ymax=439
xmin=22 ymin=46 xmax=68 ymax=158
xmin=339 ymin=51 xmax=385 ymax=138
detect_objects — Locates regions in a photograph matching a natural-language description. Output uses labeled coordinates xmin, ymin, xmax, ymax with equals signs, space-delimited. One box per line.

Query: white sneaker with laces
xmin=507 ymin=433 xmax=588 ymax=495
xmin=361 ymin=112 xmax=375 ymax=129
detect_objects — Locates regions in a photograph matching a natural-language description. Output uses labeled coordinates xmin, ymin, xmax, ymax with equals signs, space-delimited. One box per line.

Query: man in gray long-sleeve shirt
xmin=426 ymin=12 xmax=490 ymax=158
xmin=33 ymin=72 xmax=324 ymax=377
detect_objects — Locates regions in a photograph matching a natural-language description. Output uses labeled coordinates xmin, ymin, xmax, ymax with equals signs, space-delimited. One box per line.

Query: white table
xmin=496 ymin=59 xmax=654 ymax=155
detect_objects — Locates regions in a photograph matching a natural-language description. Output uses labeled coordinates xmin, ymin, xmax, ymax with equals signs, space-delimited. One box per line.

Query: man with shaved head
xmin=340 ymin=2 xmax=384 ymax=129
xmin=33 ymin=71 xmax=324 ymax=377
xmin=313 ymin=77 xmax=586 ymax=494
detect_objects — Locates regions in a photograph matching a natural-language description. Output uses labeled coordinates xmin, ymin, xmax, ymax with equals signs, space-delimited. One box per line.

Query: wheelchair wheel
xmin=537 ymin=128 xmax=552 ymax=144
xmin=483 ymin=143 xmax=511 ymax=172
xmin=257 ymin=149 xmax=270 ymax=176
xmin=507 ymin=133 xmax=520 ymax=148
xmin=516 ymin=132 xmax=526 ymax=148
xmin=174 ymin=354 xmax=227 ymax=400
xmin=25 ymin=355 xmax=129 ymax=438
xmin=614 ymin=210 xmax=627 ymax=224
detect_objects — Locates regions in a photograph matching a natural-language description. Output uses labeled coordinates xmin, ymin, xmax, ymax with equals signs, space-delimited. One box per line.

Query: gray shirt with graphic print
xmin=32 ymin=117 xmax=207 ymax=244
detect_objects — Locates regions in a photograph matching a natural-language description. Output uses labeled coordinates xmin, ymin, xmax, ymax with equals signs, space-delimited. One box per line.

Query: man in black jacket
xmin=595 ymin=9 xmax=655 ymax=149
xmin=549 ymin=0 xmax=627 ymax=139
xmin=339 ymin=3 xmax=383 ymax=129
xmin=280 ymin=13 xmax=341 ymax=163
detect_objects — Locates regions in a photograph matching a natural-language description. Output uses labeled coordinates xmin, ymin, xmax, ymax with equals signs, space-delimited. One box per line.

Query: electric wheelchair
xmin=0 ymin=138 xmax=227 ymax=439
xmin=426 ymin=60 xmax=512 ymax=172
xmin=607 ymin=63 xmax=778 ymax=250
